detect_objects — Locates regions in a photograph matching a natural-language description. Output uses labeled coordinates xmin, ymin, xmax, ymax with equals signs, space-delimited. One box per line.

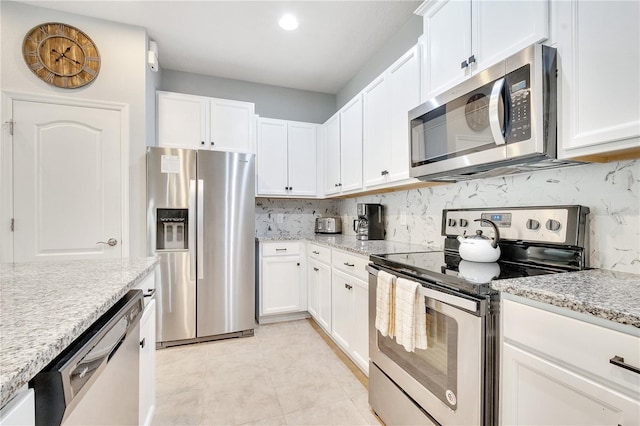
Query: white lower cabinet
xmin=0 ymin=389 xmax=34 ymax=426
xmin=259 ymin=242 xmax=307 ymax=323
xmin=501 ymin=297 xmax=640 ymax=425
xmin=330 ymin=250 xmax=370 ymax=375
xmin=308 ymin=258 xmax=332 ymax=332
xmin=139 ymin=299 xmax=156 ymax=426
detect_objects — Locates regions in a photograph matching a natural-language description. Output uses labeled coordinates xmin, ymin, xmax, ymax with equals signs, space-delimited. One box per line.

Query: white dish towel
xmin=375 ymin=270 xmax=396 ymax=337
xmin=394 ymin=277 xmax=428 ymax=352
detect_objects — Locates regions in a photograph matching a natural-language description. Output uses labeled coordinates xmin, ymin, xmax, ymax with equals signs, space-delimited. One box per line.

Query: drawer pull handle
xmin=275 ymin=248 xmax=287 ymax=252
xmin=143 ymin=289 xmax=156 ymax=298
xmin=610 ymin=356 xmax=640 ymax=375
xmin=344 ymin=262 xmax=355 ymax=267
xmin=344 ymin=283 xmax=352 ymax=290
xmin=313 ymin=251 xmax=320 ymax=255
xmin=313 ymin=267 xmax=319 ymax=272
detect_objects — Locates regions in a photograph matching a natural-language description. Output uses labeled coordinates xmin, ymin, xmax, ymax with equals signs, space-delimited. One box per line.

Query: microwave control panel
xmin=507 ymin=64 xmax=531 ymax=143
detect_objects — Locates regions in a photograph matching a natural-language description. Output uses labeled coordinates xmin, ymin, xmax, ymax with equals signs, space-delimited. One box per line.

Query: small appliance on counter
xmin=315 ymin=216 xmax=342 ymax=234
xmin=354 ymin=203 xmax=385 ymax=240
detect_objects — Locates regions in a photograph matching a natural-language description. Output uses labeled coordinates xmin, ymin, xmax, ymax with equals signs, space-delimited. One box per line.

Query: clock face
xmin=22 ymin=23 xmax=100 ymax=89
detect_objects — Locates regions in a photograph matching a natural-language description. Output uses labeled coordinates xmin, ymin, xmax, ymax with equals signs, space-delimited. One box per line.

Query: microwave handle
xmin=489 ymin=78 xmax=506 ymax=145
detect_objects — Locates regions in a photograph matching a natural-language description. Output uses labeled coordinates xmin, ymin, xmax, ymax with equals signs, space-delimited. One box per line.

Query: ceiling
xmin=17 ymin=1 xmax=422 ymax=94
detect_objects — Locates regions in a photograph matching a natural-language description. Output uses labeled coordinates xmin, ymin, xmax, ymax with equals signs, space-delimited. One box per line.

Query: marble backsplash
xmin=256 ymin=160 xmax=640 ymax=274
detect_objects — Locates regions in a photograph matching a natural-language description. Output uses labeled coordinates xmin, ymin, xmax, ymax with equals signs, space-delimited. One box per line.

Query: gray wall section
xmin=336 ymin=15 xmax=423 ymax=109
xmin=160 ymin=70 xmax=336 ymax=124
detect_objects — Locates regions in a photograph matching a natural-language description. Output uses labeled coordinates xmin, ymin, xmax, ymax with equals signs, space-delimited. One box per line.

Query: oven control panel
xmin=442 ymin=206 xmax=589 ymax=246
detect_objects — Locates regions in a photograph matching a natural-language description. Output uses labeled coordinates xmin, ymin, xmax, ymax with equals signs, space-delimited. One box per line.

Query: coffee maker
xmin=353 ymin=203 xmax=385 ymax=240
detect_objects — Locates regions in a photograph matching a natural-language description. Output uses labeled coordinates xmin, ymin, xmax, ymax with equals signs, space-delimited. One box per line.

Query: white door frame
xmin=0 ymin=91 xmax=130 ymax=263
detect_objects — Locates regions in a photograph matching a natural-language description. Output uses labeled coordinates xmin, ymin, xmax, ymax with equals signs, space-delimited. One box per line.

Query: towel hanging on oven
xmin=394 ymin=277 xmax=428 ymax=352
xmin=375 ymin=270 xmax=395 ymax=337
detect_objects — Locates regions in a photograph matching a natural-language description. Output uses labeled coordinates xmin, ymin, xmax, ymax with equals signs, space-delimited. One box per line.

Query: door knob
xmin=96 ymin=238 xmax=118 ymax=247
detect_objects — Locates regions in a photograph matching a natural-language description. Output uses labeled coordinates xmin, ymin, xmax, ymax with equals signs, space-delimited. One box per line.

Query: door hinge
xmin=10 ymin=218 xmax=14 ymax=232
xmin=4 ymin=119 xmax=14 ymax=136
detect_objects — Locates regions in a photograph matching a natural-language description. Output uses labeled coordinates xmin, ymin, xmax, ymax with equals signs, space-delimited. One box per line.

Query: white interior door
xmin=12 ymin=100 xmax=123 ymax=261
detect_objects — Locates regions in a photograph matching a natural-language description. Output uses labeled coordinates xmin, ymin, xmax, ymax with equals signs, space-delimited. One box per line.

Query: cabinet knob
xmin=201 ymin=141 xmax=205 ymax=145
xmin=140 ymin=338 xmax=146 ymax=348
xmin=468 ymin=55 xmax=476 ymax=64
xmin=211 ymin=141 xmax=215 ymax=146
xmin=381 ymin=170 xmax=389 ymax=176
xmin=313 ymin=267 xmax=319 ymax=272
xmin=313 ymin=251 xmax=320 ymax=255
xmin=344 ymin=283 xmax=352 ymax=290
xmin=289 ymin=187 xmax=293 ymax=191
xmin=461 ymin=60 xmax=469 ymax=69
xmin=297 ymin=262 xmax=300 ymax=266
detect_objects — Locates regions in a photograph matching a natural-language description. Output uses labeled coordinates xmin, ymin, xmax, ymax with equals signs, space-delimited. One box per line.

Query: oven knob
xmin=546 ymin=219 xmax=562 ymax=232
xmin=526 ymin=219 xmax=540 ymax=230
xmin=448 ymin=218 xmax=457 ymax=227
xmin=459 ymin=219 xmax=468 ymax=227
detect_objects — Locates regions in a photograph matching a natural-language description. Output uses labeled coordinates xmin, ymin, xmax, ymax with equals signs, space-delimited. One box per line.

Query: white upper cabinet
xmin=157 ymin=91 xmax=207 ymax=149
xmin=421 ymin=0 xmax=472 ymax=101
xmin=209 ymin=98 xmax=256 ymax=153
xmin=363 ymin=75 xmax=390 ymax=187
xmin=257 ymin=118 xmax=288 ymax=196
xmin=339 ymin=95 xmax=364 ymax=193
xmin=556 ymin=0 xmax=640 ymax=160
xmin=257 ymin=118 xmax=317 ymax=197
xmin=363 ymin=46 xmax=421 ymax=188
xmin=157 ymin=91 xmax=256 ymax=153
xmin=417 ymin=0 xmax=548 ymax=102
xmin=323 ymin=112 xmax=342 ymax=195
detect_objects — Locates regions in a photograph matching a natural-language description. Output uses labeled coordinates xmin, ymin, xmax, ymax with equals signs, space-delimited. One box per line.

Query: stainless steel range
xmin=367 ymin=205 xmax=590 ymax=426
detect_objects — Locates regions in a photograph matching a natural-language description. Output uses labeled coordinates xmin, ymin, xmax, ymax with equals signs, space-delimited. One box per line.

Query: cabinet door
xmin=423 ymin=0 xmax=472 ymax=100
xmin=388 ymin=46 xmax=421 ymax=183
xmin=139 ymin=300 xmax=156 ymax=426
xmin=323 ymin=113 xmax=341 ymax=195
xmin=557 ymin=0 xmax=640 ymax=158
xmin=288 ymin=122 xmax=317 ymax=197
xmin=317 ymin=260 xmax=332 ymax=332
xmin=308 ymin=258 xmax=321 ymax=320
xmin=256 ymin=118 xmax=288 ymax=196
xmin=351 ymin=276 xmax=369 ymax=375
xmin=472 ymin=1 xmax=548 ymax=74
xmin=331 ymin=269 xmax=353 ymax=352
xmin=339 ymin=95 xmax=364 ymax=193
xmin=363 ymin=75 xmax=391 ymax=188
xmin=209 ymin=98 xmax=255 ymax=153
xmin=261 ymin=255 xmax=302 ymax=315
xmin=157 ymin=91 xmax=207 ymax=149
xmin=502 ymin=342 xmax=640 ymax=425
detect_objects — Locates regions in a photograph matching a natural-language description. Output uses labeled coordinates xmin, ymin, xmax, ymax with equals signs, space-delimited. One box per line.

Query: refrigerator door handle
xmin=197 ymin=179 xmax=204 ymax=279
xmin=189 ymin=179 xmax=197 ymax=281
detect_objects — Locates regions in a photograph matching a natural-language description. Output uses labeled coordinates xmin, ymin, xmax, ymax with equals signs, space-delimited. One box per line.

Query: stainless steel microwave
xmin=409 ymin=44 xmax=577 ymax=182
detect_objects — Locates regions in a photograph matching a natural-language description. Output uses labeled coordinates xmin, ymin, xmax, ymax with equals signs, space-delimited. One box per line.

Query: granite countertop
xmin=256 ymin=234 xmax=435 ymax=256
xmin=492 ymin=269 xmax=640 ymax=328
xmin=0 ymin=257 xmax=159 ymax=408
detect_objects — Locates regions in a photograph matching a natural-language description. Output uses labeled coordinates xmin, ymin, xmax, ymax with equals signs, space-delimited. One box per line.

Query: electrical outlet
xmin=276 ymin=214 xmax=284 ymax=224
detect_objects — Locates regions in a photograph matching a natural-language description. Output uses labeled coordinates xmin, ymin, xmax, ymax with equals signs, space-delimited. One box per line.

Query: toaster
xmin=315 ymin=217 xmax=342 ymax=234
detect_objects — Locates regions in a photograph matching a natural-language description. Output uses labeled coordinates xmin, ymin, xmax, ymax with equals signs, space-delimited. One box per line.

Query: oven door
xmin=368 ymin=267 xmax=484 ymax=426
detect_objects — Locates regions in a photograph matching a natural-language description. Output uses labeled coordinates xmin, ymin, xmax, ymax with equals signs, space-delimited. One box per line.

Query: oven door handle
xmin=418 ymin=286 xmax=478 ymax=313
xmin=367 ymin=265 xmax=479 ymax=312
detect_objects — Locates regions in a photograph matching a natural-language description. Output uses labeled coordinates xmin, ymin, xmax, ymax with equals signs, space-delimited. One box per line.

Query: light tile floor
xmin=152 ymin=319 xmax=382 ymax=426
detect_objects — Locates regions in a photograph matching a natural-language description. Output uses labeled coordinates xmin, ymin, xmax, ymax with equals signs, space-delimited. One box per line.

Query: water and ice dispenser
xmin=155 ymin=209 xmax=189 ymax=250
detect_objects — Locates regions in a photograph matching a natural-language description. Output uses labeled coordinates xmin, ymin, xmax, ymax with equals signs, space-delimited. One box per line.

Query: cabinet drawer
xmin=262 ymin=241 xmax=300 ymax=256
xmin=308 ymin=243 xmax=331 ymax=264
xmin=503 ymin=299 xmax=640 ymax=395
xmin=332 ymin=249 xmax=369 ymax=281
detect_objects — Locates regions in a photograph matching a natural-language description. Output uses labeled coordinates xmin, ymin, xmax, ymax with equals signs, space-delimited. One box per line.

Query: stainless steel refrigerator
xmin=146 ymin=147 xmax=255 ymax=347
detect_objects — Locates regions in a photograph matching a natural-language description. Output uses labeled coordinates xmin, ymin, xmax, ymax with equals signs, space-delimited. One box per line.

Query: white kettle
xmin=457 ymin=218 xmax=501 ymax=262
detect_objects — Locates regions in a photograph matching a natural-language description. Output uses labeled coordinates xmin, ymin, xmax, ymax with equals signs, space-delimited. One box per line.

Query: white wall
xmin=1 ymin=1 xmax=152 ymax=257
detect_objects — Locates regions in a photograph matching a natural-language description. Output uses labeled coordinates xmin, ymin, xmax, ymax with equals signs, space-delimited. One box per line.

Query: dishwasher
xmin=30 ymin=290 xmax=143 ymax=425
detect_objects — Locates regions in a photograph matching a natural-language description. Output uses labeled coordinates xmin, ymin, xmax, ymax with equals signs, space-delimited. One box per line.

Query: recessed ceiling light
xmin=279 ymin=14 xmax=298 ymax=31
